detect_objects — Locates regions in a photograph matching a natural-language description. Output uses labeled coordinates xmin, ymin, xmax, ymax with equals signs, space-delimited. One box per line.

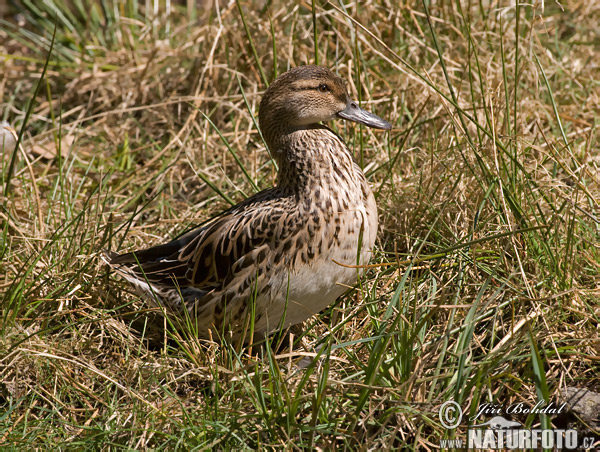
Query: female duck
xmin=106 ymin=65 xmax=391 ymax=341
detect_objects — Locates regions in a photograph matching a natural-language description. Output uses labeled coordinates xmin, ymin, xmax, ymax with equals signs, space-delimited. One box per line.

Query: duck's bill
xmin=337 ymin=100 xmax=392 ymax=130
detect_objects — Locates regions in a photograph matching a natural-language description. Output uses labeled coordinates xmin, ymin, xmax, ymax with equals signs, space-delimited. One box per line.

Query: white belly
xmin=255 ymin=191 xmax=378 ymax=334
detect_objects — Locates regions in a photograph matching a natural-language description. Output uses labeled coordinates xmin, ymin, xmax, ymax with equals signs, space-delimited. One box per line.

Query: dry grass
xmin=1 ymin=0 xmax=599 ymax=449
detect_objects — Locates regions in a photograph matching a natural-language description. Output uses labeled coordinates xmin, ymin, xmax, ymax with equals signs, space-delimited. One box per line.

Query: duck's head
xmin=259 ymin=65 xmax=391 ymax=143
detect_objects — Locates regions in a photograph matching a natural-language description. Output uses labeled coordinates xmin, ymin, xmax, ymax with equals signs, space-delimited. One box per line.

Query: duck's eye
xmin=317 ymin=83 xmax=330 ymax=93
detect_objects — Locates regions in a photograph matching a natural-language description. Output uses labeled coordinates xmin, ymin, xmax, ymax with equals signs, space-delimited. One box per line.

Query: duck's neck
xmin=265 ymin=125 xmax=363 ymax=196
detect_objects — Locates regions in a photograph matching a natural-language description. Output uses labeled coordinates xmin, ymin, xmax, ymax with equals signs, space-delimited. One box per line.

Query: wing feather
xmin=108 ymin=189 xmax=295 ymax=300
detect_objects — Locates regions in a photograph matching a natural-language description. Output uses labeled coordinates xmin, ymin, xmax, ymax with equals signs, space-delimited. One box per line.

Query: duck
xmin=105 ymin=65 xmax=391 ymax=342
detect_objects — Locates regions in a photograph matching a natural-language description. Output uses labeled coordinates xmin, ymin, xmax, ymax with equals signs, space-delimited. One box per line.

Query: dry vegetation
xmin=1 ymin=0 xmax=599 ymax=449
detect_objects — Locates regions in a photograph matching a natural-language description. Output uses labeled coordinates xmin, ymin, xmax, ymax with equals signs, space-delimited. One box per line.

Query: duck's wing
xmin=106 ymin=189 xmax=292 ymax=303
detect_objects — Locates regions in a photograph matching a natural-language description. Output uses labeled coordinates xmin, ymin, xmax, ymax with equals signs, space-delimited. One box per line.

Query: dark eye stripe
xmin=296 ymin=83 xmax=332 ymax=92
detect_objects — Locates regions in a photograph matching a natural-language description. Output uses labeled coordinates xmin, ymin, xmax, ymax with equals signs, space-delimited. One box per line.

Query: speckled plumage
xmin=105 ymin=65 xmax=391 ymax=341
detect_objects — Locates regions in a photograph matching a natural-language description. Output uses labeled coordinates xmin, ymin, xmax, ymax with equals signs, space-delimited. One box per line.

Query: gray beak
xmin=337 ymin=99 xmax=391 ymax=130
